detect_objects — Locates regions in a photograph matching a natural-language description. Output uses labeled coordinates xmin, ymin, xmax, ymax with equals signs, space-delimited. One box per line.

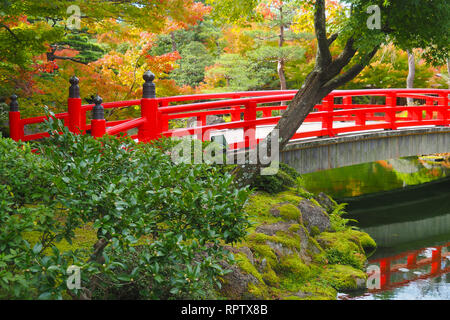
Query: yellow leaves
xmin=291 ymin=0 xmax=347 ymax=35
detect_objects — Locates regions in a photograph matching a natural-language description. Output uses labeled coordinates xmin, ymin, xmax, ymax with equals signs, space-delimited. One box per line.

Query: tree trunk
xmin=278 ymin=5 xmax=287 ymax=91
xmin=406 ymin=50 xmax=415 ymax=105
xmin=170 ymin=32 xmax=177 ymax=52
xmin=232 ymin=0 xmax=380 ymax=186
xmin=278 ymin=59 xmax=287 ymax=90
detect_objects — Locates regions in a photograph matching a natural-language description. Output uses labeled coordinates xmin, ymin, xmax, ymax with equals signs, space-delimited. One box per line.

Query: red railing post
xmin=445 ymin=91 xmax=449 ymax=126
xmin=346 ymin=95 xmax=365 ymax=126
xmin=244 ymin=100 xmax=257 ymax=148
xmin=356 ymin=110 xmax=366 ymax=127
xmin=159 ymin=100 xmax=169 ymax=132
xmin=8 ymin=94 xmax=23 ymax=141
xmin=425 ymin=97 xmax=433 ymax=120
xmin=322 ymin=95 xmax=335 ymax=137
xmin=67 ymin=76 xmax=84 ymax=134
xmin=139 ymin=71 xmax=160 ymax=142
xmin=343 ymin=96 xmax=352 ymax=106
xmin=385 ymin=92 xmax=397 ymax=130
xmin=437 ymin=92 xmax=449 ymax=126
xmin=198 ymin=114 xmax=208 ymax=141
xmin=410 ymin=103 xmax=422 ymax=121
xmin=406 ymin=252 xmax=418 ymax=268
xmin=431 ymin=247 xmax=442 ymax=275
xmin=91 ymin=95 xmax=106 ymax=138
xmin=379 ymin=258 xmax=391 ymax=289
xmin=231 ymin=106 xmax=241 ymax=122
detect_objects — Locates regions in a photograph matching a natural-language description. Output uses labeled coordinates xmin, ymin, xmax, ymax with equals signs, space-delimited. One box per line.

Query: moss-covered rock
xmin=321 ymin=264 xmax=367 ymax=291
xmin=317 ymin=229 xmax=376 ymax=270
xmin=219 ymin=189 xmax=376 ymax=300
xmin=313 ymin=192 xmax=338 ymax=214
xmin=298 ymin=199 xmax=331 ymax=233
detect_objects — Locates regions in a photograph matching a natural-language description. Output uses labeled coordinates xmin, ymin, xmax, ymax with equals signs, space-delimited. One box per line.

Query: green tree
xmin=246 ymin=0 xmax=312 ymax=90
xmin=208 ymin=0 xmax=449 ymax=184
xmin=0 ymin=0 xmax=208 ymax=97
xmin=204 ymin=53 xmax=274 ymax=91
xmin=170 ymin=41 xmax=214 ymax=87
xmin=344 ymin=46 xmax=433 ymax=91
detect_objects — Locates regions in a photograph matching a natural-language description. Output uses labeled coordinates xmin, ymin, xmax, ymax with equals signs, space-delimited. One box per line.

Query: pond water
xmin=301 ymin=155 xmax=450 ymax=300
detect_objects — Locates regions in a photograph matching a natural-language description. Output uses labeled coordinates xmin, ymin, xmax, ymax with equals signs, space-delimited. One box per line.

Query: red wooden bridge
xmin=7 ymin=71 xmax=450 ymax=150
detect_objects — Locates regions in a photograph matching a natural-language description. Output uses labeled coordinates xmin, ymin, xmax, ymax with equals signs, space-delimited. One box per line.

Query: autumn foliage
xmin=0 ymin=0 xmax=448 ymax=120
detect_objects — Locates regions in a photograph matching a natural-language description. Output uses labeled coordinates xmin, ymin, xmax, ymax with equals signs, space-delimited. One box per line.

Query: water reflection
xmin=301 ymin=155 xmax=450 ymax=199
xmin=346 ymin=178 xmax=450 ymax=299
xmin=304 ymin=155 xmax=450 ymax=300
xmin=347 ymin=243 xmax=450 ymax=300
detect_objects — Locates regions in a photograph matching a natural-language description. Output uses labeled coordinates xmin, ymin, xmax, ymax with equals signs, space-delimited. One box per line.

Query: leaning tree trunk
xmin=232 ymin=0 xmax=380 ymax=186
xmin=406 ymin=50 xmax=415 ymax=105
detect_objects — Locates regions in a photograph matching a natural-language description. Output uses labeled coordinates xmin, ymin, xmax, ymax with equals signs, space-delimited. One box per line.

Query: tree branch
xmin=321 ymin=46 xmax=380 ymax=92
xmin=52 ymin=55 xmax=88 ymax=65
xmin=0 ymin=23 xmax=20 ymax=41
xmin=321 ymin=37 xmax=357 ymax=82
xmin=314 ymin=0 xmax=332 ymax=69
xmin=327 ymin=33 xmax=339 ymax=46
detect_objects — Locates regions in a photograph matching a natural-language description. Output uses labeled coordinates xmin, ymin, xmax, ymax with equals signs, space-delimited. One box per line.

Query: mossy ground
xmin=231 ymin=188 xmax=376 ymax=300
xmin=22 ymin=223 xmax=97 ymax=255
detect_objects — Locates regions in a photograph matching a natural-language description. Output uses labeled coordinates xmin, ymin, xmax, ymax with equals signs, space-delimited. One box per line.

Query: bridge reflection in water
xmin=368 ymin=242 xmax=450 ymax=293
xmin=345 ymin=177 xmax=450 ymax=299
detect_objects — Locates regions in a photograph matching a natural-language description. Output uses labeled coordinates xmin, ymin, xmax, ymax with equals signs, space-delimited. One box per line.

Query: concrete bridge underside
xmin=280 ymin=127 xmax=450 ymax=174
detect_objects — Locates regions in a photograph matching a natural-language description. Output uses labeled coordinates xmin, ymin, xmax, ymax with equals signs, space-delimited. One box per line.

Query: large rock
xmin=313 ymin=192 xmax=336 ymax=214
xmin=297 ymin=199 xmax=331 ymax=233
xmin=255 ymin=221 xmax=292 ymax=236
xmin=219 ymin=246 xmax=260 ymax=299
xmin=220 ymin=261 xmax=260 ymax=299
xmin=254 ymin=221 xmax=321 ymax=263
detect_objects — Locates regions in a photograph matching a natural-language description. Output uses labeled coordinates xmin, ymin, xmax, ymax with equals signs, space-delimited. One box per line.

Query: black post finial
xmin=10 ymin=94 xmax=19 ymax=112
xmin=142 ymin=71 xmax=156 ymax=99
xmin=92 ymin=95 xmax=104 ymax=120
xmin=69 ymin=75 xmax=80 ymax=98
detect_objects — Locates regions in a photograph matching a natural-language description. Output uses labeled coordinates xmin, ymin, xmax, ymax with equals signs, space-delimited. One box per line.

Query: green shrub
xmin=250 ymin=163 xmax=300 ymax=194
xmin=295 ymin=177 xmax=314 ymax=199
xmin=0 ymin=103 xmax=8 ymax=138
xmin=0 ymin=137 xmax=51 ymax=205
xmin=0 ymin=113 xmax=251 ymax=299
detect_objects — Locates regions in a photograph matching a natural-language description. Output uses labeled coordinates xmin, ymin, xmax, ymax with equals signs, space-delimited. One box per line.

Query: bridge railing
xmin=7 ymin=70 xmax=450 ymax=148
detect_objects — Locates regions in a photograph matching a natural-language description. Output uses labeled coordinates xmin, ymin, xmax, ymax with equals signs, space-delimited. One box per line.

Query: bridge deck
xmin=207 ymin=120 xmax=439 ymax=144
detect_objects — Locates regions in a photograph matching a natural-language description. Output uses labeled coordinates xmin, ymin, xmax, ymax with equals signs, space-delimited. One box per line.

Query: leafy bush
xmin=0 ymin=136 xmax=51 ymax=205
xmin=0 ymin=114 xmax=251 ymax=299
xmin=0 ymin=103 xmax=8 ymax=138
